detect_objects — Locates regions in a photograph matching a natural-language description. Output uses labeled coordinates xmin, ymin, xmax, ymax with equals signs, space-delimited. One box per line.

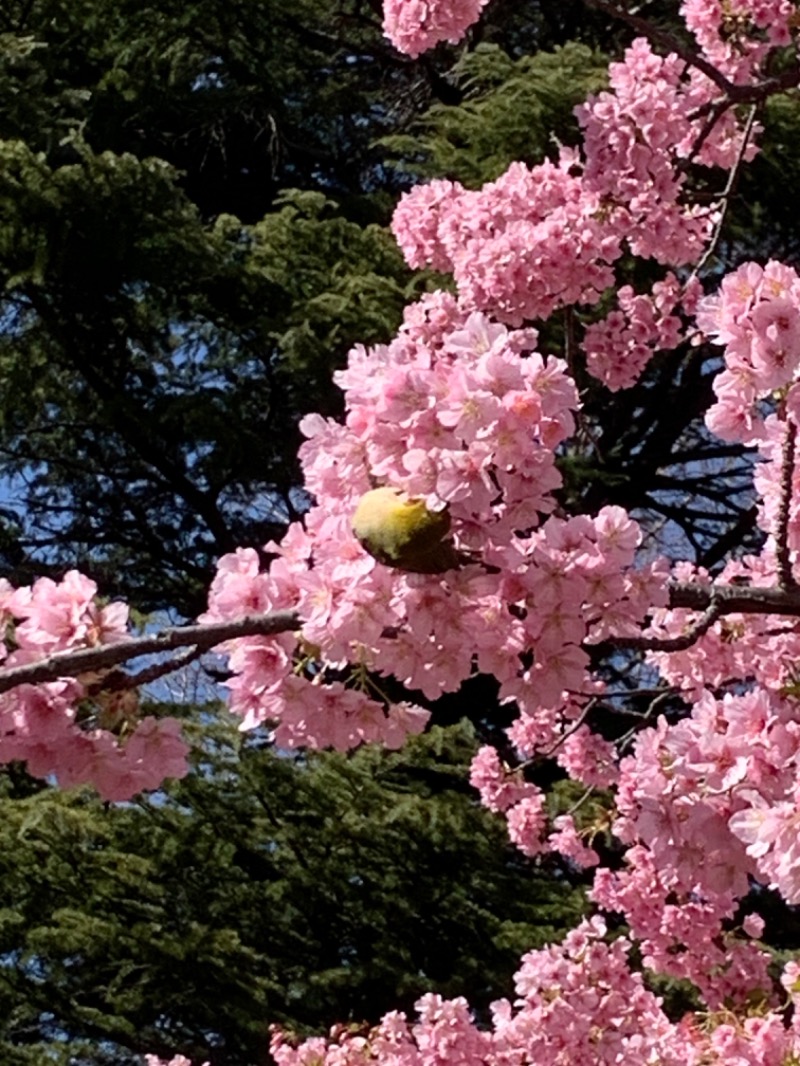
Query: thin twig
xmin=586 ymin=686 xmax=675 ymax=702
xmin=684 ymin=97 xmax=733 ymax=157
xmin=599 ymin=581 xmax=800 ymax=655
xmin=615 ymin=601 xmax=725 ymax=654
xmin=106 ymin=646 xmax=208 ymax=691
xmin=541 ymin=699 xmax=597 ymax=759
xmin=514 ymin=699 xmax=598 ymax=769
xmin=618 ymin=689 xmax=677 ymax=752
xmin=566 ymin=784 xmax=597 ymax=819
xmin=690 ymin=103 xmax=759 ymax=279
xmin=776 ymin=419 xmax=798 ymax=589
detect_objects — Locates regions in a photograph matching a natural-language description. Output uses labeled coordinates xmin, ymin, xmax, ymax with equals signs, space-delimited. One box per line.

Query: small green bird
xmin=351 ymin=487 xmax=466 ymax=574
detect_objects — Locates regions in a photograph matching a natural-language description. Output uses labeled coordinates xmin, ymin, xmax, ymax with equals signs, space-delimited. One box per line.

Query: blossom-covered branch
xmin=0 ymin=609 xmax=300 ymax=694
xmin=6 ymin=578 xmax=800 ymax=697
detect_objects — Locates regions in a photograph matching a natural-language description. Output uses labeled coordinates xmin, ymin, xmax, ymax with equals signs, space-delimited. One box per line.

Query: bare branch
xmin=618 ymin=688 xmax=678 ymax=752
xmin=683 ymin=97 xmax=734 ymax=160
xmin=517 ymin=699 xmax=598 ymax=768
xmin=668 ymin=581 xmax=800 ymax=616
xmin=106 ymin=646 xmax=208 ymax=691
xmin=690 ymin=103 xmax=759 ymax=279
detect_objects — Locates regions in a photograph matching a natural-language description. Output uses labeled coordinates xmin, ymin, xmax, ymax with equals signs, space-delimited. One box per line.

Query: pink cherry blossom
xmin=383 ymin=0 xmax=490 ymax=56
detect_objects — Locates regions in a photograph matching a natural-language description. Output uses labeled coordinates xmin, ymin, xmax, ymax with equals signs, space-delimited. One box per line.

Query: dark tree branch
xmin=697 ymin=504 xmax=759 ymax=571
xmin=105 ymin=645 xmax=208 ymax=691
xmin=601 ymin=581 xmax=800 ymax=654
xmin=0 ymin=611 xmax=301 ymax=694
xmin=28 ymin=293 xmax=239 ymax=557
xmin=586 ymin=0 xmax=800 ymax=104
xmin=612 ymin=600 xmax=725 ymax=654
xmin=668 ymin=580 xmax=800 ymax=616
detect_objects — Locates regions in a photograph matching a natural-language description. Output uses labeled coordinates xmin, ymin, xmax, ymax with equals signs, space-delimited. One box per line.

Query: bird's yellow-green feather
xmin=351 ymin=487 xmax=462 ymax=573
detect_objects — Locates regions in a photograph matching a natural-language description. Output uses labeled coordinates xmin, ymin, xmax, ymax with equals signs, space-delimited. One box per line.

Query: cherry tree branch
xmin=4 ymin=580 xmax=800 ymax=698
xmin=585 ymin=0 xmax=740 ymax=95
xmin=100 ymin=646 xmax=208 ymax=692
xmin=668 ymin=581 xmax=800 ymax=616
xmin=604 ymin=582 xmax=800 ymax=654
xmin=608 ymin=600 xmax=725 ymax=654
xmin=585 ymin=0 xmax=800 ymax=104
xmin=0 ymin=611 xmax=301 ymax=695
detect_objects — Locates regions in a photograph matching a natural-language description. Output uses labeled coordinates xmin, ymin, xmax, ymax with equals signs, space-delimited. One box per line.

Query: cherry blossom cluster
xmin=0 ymin=572 xmax=188 ymax=801
xmin=390 ymin=36 xmax=756 ymax=388
xmin=382 ymin=0 xmax=490 ymax=57
xmin=202 ymin=295 xmax=668 ymax=759
xmin=583 ymin=273 xmax=703 ymax=391
xmin=597 ymin=418 xmax=800 ymax=988
xmin=700 ymin=260 xmax=800 ymax=444
xmin=669 ymin=260 xmax=800 ymax=920
xmin=230 ymin=3 xmax=800 ymax=1064
xmin=598 ymin=709 xmax=777 ymax=997
xmin=681 ymin=0 xmax=799 ymax=80
xmin=470 ymin=745 xmax=602 ymax=865
xmin=271 ymin=917 xmax=800 ymax=1066
xmin=628 ymin=552 xmax=800 ymax=906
